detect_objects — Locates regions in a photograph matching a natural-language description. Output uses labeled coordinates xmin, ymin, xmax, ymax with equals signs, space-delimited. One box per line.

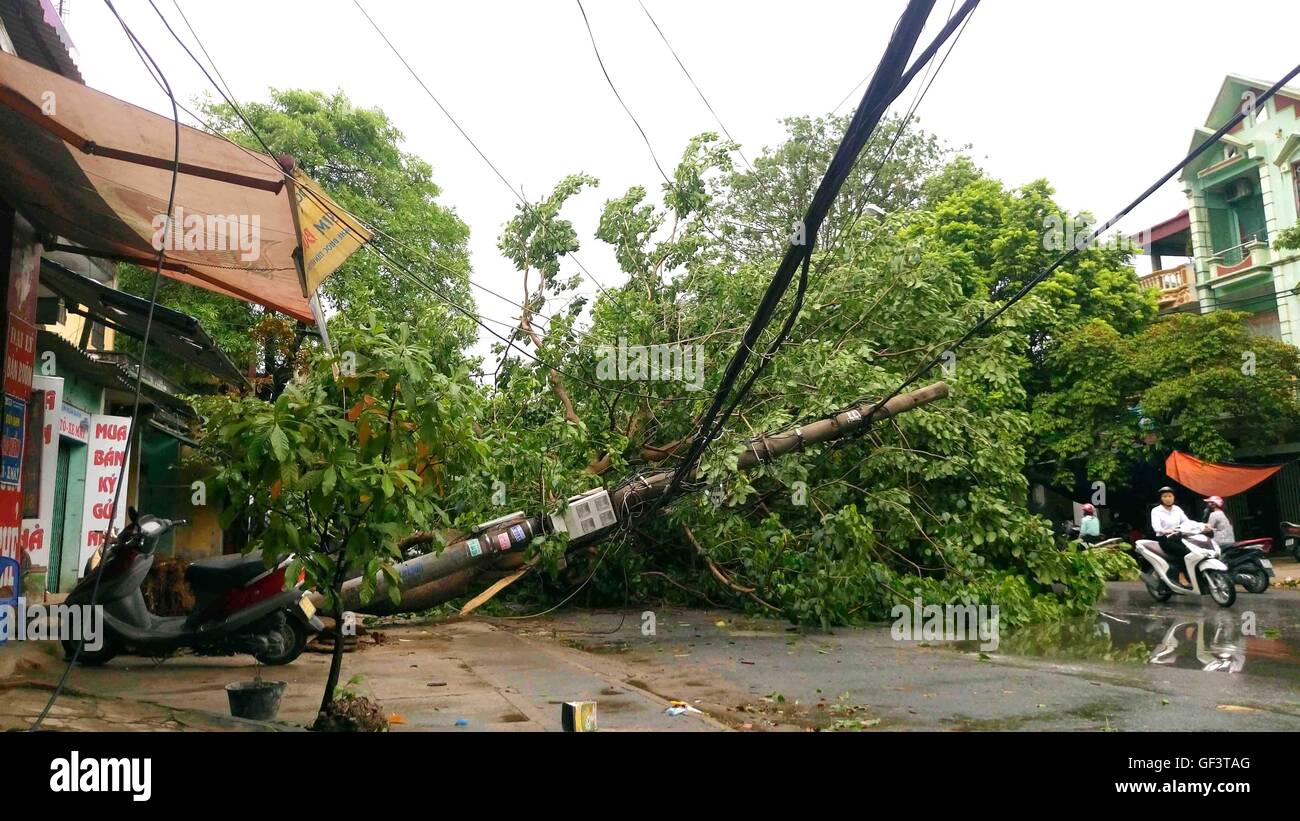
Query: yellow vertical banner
xmin=293 ymin=170 xmax=372 ymax=295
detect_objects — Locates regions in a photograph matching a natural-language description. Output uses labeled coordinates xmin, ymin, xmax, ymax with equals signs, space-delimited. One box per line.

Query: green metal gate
xmin=46 ymin=444 xmax=71 ymax=593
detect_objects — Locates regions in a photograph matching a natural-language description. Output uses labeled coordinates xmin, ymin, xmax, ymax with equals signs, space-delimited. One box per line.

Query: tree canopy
xmin=1031 ymin=312 xmax=1300 ymax=485
xmin=176 ymin=97 xmax=1300 ymax=632
xmin=120 ymin=89 xmax=475 ymax=396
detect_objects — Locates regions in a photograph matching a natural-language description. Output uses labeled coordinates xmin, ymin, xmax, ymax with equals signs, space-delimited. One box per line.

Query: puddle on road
xmin=963 ymin=610 xmax=1300 ymax=681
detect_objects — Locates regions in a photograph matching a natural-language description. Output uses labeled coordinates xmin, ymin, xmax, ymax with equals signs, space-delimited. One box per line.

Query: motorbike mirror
xmin=128 ymin=506 xmax=139 ymax=523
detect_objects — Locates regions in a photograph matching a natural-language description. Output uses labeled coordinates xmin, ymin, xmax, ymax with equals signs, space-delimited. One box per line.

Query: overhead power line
xmin=145 ymin=0 xmax=582 ymax=338
xmin=833 ymin=0 xmax=972 ymax=247
xmin=707 ymin=0 xmax=978 ymax=455
xmin=349 ymin=0 xmax=609 ymax=296
xmin=663 ymin=0 xmax=974 ymax=503
xmin=856 ymin=59 xmax=1300 ymax=434
xmin=169 ymin=0 xmax=236 ymax=103
xmin=635 ymin=0 xmax=753 ymax=171
xmin=140 ymin=1 xmax=703 ymax=405
xmin=575 ymin=0 xmax=672 ymax=186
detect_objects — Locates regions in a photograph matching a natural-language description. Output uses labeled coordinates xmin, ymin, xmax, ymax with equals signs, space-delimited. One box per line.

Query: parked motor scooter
xmin=63 ymin=507 xmax=323 ymax=666
xmin=1132 ymin=522 xmax=1236 ymax=607
xmin=1219 ymin=541 xmax=1274 ymax=593
xmin=1281 ymin=521 xmax=1300 ymax=561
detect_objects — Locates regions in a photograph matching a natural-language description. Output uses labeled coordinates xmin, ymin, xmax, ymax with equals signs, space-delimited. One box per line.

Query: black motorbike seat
xmin=185 ymin=551 xmax=268 ymax=591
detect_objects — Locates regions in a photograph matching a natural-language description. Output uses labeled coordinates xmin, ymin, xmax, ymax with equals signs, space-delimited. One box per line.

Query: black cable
xmin=719 ymin=1 xmax=975 ymax=438
xmin=575 ymin=0 xmax=729 ymax=251
xmin=858 ymin=0 xmax=968 ymax=207
xmin=350 ymin=0 xmax=609 ymax=296
xmin=169 ymin=0 xmax=236 ymax=104
xmin=675 ymin=0 xmax=962 ymax=489
xmin=30 ymin=0 xmax=180 ymax=730
xmin=663 ymin=0 xmax=976 ymax=503
xmin=830 ymin=0 xmax=953 ymax=116
xmin=145 ymin=5 xmax=679 ymax=412
xmin=144 ymin=0 xmax=275 ymax=158
xmin=575 ymin=0 xmax=671 ymax=185
xmin=635 ymin=0 xmax=753 ymax=171
xmin=145 ymin=1 xmax=590 ymax=345
xmin=855 ymin=60 xmax=1300 ymax=436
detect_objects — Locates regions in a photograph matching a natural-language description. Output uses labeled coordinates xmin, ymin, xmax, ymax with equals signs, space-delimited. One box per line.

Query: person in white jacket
xmin=1150 ymin=486 xmax=1192 ymax=585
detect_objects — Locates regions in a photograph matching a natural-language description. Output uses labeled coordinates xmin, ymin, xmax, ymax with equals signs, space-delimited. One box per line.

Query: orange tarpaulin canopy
xmin=1164 ymin=450 xmax=1283 ymax=498
xmin=0 ymin=49 xmax=313 ymax=321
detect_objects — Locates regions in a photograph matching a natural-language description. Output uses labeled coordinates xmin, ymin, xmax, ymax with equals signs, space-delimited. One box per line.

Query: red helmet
xmin=1203 ymin=495 xmax=1225 ymax=509
xmin=1081 ymin=503 xmax=1096 ymax=515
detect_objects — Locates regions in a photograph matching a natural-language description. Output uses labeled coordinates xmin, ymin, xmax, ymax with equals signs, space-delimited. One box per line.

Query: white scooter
xmin=1133 ymin=522 xmax=1236 ymax=607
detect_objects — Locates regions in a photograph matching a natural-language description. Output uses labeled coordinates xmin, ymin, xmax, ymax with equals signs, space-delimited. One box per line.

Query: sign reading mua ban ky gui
xmin=78 ymin=414 xmax=132 ymax=576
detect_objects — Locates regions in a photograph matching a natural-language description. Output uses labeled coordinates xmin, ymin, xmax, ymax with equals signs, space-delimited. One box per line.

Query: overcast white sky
xmin=62 ymin=0 xmax=1300 ymax=359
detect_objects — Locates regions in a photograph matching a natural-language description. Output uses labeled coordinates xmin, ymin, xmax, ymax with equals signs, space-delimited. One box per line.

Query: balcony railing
xmin=1138 ymin=263 xmax=1196 ymax=310
xmin=1210 ymin=236 xmax=1271 ymax=278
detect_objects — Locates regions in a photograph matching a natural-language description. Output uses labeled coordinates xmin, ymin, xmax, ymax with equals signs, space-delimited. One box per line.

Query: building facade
xmin=1 ymin=1 xmax=239 ymax=597
xmin=1136 ymin=74 xmax=1300 ymax=535
xmin=1139 ymin=75 xmax=1300 ymax=340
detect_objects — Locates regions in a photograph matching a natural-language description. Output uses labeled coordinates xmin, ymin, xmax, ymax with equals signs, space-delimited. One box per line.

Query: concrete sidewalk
xmin=0 ymin=617 xmax=723 ymax=732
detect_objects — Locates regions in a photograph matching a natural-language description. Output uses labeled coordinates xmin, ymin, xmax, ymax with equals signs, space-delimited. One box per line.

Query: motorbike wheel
xmin=1204 ymin=571 xmax=1236 ymax=608
xmin=61 ymin=635 xmax=119 ymax=667
xmin=1144 ymin=578 xmax=1172 ymax=602
xmin=254 ymin=616 xmax=308 ymax=666
xmin=1237 ymin=567 xmax=1269 ymax=594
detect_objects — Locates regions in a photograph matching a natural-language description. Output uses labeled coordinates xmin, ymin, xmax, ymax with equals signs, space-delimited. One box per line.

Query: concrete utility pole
xmin=326 ymin=381 xmax=950 ymax=615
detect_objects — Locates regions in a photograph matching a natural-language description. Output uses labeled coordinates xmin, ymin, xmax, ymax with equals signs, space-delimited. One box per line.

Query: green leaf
xmin=270 ymin=425 xmax=290 ymax=462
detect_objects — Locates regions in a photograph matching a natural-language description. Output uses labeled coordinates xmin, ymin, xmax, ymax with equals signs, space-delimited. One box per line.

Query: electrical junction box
xmin=550 ymin=488 xmax=617 ymax=540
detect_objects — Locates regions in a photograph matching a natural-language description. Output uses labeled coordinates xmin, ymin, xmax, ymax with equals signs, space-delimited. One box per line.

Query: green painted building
xmin=1139 ymin=75 xmax=1300 ymax=338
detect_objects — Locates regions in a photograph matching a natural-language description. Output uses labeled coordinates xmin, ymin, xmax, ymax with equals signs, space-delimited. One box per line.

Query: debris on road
xmin=562 ymin=700 xmax=598 ymax=732
xmin=311 ymin=694 xmax=389 ymax=732
xmin=665 ymin=700 xmax=703 ymax=717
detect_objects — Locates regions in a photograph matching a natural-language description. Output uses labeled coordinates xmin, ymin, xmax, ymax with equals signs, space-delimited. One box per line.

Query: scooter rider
xmin=1151 ymin=486 xmax=1192 ymax=586
xmin=1079 ymin=503 xmax=1101 ymax=544
xmin=1202 ymin=495 xmax=1235 ymax=547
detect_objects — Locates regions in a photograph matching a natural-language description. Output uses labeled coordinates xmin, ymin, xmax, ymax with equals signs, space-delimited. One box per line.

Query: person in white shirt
xmin=1150 ymin=486 xmax=1191 ymax=585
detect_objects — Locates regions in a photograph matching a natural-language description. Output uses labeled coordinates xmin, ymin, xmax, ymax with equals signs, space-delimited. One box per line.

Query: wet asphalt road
xmin=15 ymin=582 xmax=1298 ymax=732
xmin=529 ymin=582 xmax=1300 ymax=731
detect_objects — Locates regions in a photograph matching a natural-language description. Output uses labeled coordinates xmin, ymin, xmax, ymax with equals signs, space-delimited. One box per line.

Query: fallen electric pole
xmin=323 ymin=380 xmax=950 ymax=615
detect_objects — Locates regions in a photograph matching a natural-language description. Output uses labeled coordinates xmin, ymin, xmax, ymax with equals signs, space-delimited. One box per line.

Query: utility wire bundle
xmin=662 ymin=0 xmax=979 ymax=502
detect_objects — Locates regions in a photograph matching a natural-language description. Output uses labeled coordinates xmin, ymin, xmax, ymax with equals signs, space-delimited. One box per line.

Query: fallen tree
xmin=320 ymin=381 xmax=950 ymax=614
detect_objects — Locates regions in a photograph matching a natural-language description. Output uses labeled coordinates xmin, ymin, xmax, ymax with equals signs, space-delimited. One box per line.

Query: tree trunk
xmin=315 ymin=557 xmax=350 ymax=722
